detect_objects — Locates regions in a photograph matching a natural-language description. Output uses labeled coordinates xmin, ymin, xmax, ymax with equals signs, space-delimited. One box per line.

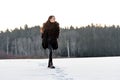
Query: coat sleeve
xmin=41 ymin=29 xmax=48 ymax=39
xmin=41 ymin=23 xmax=46 ymax=39
xmin=56 ymin=23 xmax=60 ymax=38
xmin=41 ymin=33 xmax=44 ymax=39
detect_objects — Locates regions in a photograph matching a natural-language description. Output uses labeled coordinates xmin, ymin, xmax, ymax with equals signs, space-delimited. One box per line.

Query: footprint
xmin=54 ymin=67 xmax=73 ymax=80
xmin=38 ymin=63 xmax=46 ymax=67
xmin=38 ymin=63 xmax=74 ymax=80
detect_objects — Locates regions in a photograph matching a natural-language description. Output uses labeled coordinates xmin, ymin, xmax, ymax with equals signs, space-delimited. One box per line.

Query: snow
xmin=0 ymin=57 xmax=120 ymax=80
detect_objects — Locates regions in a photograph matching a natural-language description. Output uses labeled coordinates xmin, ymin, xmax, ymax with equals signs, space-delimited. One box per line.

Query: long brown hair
xmin=40 ymin=15 xmax=55 ymax=33
xmin=46 ymin=15 xmax=55 ymax=24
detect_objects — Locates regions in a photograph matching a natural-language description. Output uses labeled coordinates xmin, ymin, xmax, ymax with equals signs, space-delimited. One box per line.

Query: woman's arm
xmin=40 ymin=23 xmax=44 ymax=38
xmin=56 ymin=23 xmax=60 ymax=38
xmin=41 ymin=23 xmax=47 ymax=39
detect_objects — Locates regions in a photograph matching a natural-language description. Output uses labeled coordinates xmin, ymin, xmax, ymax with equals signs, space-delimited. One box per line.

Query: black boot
xmin=48 ymin=60 xmax=52 ymax=67
xmin=48 ymin=64 xmax=55 ymax=69
xmin=48 ymin=59 xmax=55 ymax=68
xmin=49 ymin=65 xmax=55 ymax=69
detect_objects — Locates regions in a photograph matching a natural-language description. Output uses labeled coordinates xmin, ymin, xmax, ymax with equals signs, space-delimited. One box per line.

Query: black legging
xmin=48 ymin=39 xmax=53 ymax=66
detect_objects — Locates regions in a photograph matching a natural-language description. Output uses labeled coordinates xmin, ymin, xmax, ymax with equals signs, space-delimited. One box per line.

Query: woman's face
xmin=50 ymin=16 xmax=55 ymax=23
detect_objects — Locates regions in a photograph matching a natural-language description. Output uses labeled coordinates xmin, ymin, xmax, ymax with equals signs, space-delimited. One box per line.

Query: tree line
xmin=0 ymin=24 xmax=120 ymax=59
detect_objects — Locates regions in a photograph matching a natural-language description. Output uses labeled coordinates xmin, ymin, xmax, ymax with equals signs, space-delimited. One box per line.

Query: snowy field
xmin=0 ymin=57 xmax=120 ymax=80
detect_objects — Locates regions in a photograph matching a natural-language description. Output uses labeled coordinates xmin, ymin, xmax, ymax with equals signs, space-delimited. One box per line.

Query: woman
xmin=40 ymin=15 xmax=60 ymax=68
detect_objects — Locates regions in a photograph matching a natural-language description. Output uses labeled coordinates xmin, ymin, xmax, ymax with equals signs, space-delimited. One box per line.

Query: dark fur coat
xmin=41 ymin=21 xmax=60 ymax=50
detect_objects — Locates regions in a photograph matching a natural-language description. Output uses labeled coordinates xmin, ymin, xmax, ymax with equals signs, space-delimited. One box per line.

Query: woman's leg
xmin=48 ymin=44 xmax=53 ymax=67
xmin=47 ymin=38 xmax=55 ymax=68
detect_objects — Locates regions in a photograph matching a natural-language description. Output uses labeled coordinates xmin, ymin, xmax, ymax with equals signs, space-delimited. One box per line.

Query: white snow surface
xmin=0 ymin=57 xmax=120 ymax=80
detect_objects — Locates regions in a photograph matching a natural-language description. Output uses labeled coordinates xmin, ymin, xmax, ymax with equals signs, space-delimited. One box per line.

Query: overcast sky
xmin=0 ymin=0 xmax=120 ymax=31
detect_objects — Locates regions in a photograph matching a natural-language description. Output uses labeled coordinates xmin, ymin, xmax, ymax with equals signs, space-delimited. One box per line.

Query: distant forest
xmin=0 ymin=24 xmax=120 ymax=59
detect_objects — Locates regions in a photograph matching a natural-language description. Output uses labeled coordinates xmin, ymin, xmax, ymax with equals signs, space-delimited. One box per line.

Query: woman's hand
xmin=40 ymin=27 xmax=43 ymax=33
